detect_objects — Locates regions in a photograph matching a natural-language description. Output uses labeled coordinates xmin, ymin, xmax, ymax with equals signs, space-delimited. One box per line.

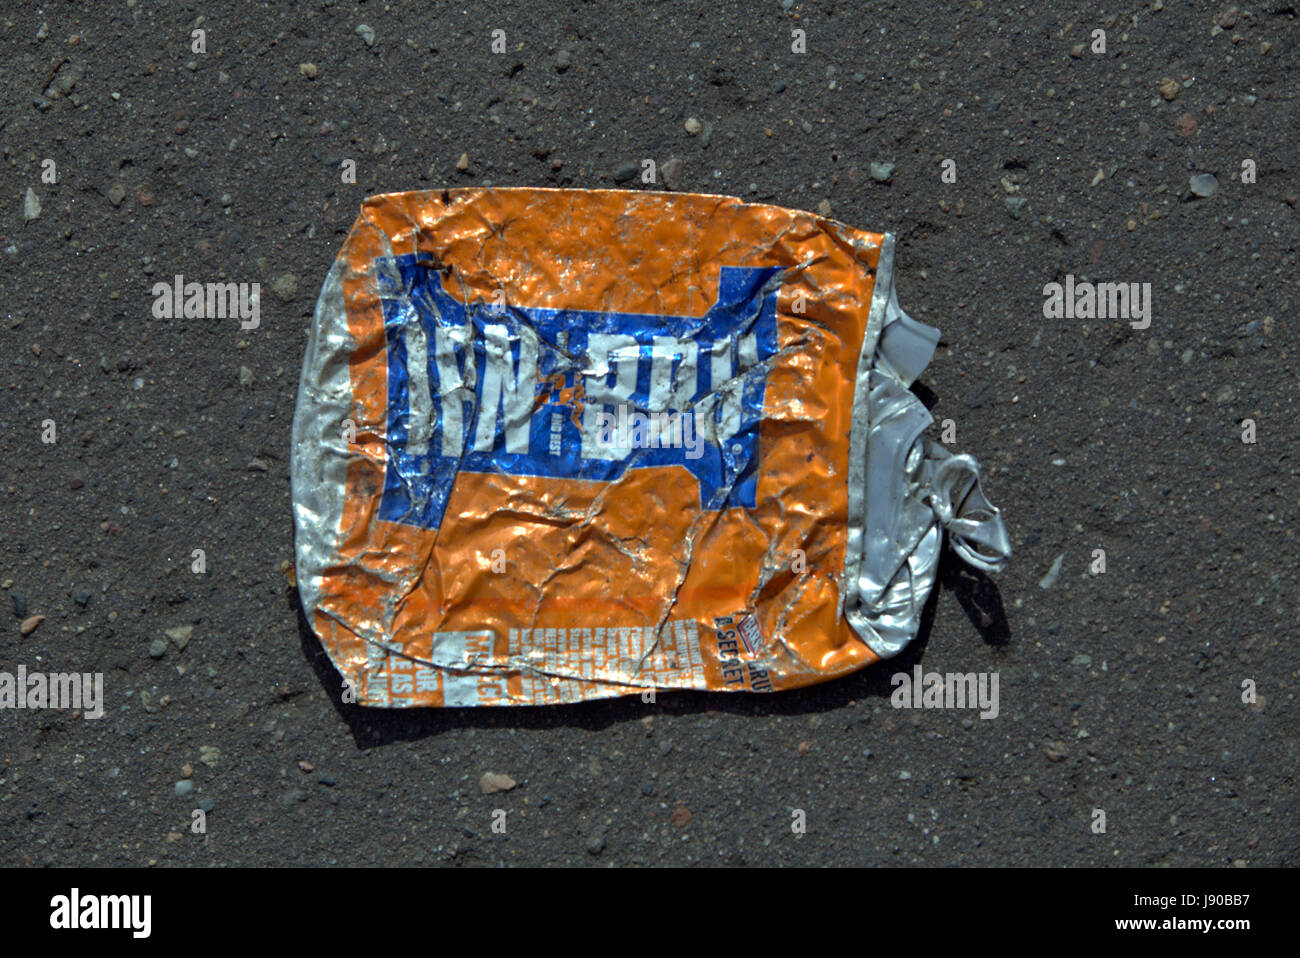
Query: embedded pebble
xmin=1189 ymin=173 xmax=1219 ymax=198
xmin=355 ymin=24 xmax=375 ymax=47
xmin=271 ymin=273 xmax=298 ymax=303
xmin=165 ymin=625 xmax=193 ymax=649
xmin=480 ymin=772 xmax=517 ymax=794
xmin=148 ymin=639 xmax=168 ymax=659
xmin=23 ymin=188 xmax=41 ymax=222
xmin=174 ymin=780 xmax=194 ymax=797
xmin=661 ymin=156 xmax=684 ymax=191
xmin=1038 ymin=553 xmax=1065 ymax=589
xmin=870 ymin=162 xmax=895 ymax=182
xmin=46 ymin=62 xmax=83 ymax=98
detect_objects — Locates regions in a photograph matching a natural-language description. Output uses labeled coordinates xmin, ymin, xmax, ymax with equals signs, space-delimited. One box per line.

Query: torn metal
xmin=291 ymin=188 xmax=1010 ymax=706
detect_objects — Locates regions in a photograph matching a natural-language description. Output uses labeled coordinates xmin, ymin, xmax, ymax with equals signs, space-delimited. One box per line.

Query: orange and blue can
xmin=291 ymin=188 xmax=1010 ymax=706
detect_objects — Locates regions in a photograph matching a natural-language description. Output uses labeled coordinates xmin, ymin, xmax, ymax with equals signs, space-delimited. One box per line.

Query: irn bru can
xmin=291 ymin=188 xmax=1010 ymax=707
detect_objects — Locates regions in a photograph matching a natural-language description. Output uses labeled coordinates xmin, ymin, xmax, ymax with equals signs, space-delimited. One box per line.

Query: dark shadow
xmin=936 ymin=550 xmax=1012 ymax=647
xmin=910 ymin=379 xmax=939 ymax=412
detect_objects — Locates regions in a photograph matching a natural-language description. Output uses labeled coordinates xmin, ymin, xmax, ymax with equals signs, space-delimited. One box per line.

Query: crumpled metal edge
xmin=291 ymin=259 xmax=352 ymax=643
xmin=842 ymin=234 xmax=1011 ymax=659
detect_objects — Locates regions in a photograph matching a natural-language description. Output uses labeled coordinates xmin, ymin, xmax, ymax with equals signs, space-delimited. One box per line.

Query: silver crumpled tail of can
xmin=843 ymin=234 xmax=1012 ymax=658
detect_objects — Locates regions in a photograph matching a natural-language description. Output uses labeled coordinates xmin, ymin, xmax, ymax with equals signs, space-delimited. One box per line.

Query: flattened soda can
xmin=291 ymin=188 xmax=1011 ymax=707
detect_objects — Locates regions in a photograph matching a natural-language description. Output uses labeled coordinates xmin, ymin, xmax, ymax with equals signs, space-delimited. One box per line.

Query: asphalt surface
xmin=1 ymin=1 xmax=1296 ymax=867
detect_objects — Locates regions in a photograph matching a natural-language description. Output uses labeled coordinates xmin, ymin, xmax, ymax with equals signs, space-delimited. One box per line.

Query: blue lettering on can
xmin=376 ymin=253 xmax=783 ymax=530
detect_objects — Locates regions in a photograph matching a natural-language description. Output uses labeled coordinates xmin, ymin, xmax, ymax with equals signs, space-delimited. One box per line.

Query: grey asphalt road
xmin=0 ymin=0 xmax=1296 ymax=867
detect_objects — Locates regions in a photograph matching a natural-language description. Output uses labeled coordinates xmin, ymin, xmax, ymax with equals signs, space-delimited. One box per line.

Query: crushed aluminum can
xmin=291 ymin=188 xmax=1011 ymax=706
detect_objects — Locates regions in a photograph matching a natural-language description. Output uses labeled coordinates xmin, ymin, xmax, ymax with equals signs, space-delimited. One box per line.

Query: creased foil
xmin=292 ymin=188 xmax=1010 ymax=706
